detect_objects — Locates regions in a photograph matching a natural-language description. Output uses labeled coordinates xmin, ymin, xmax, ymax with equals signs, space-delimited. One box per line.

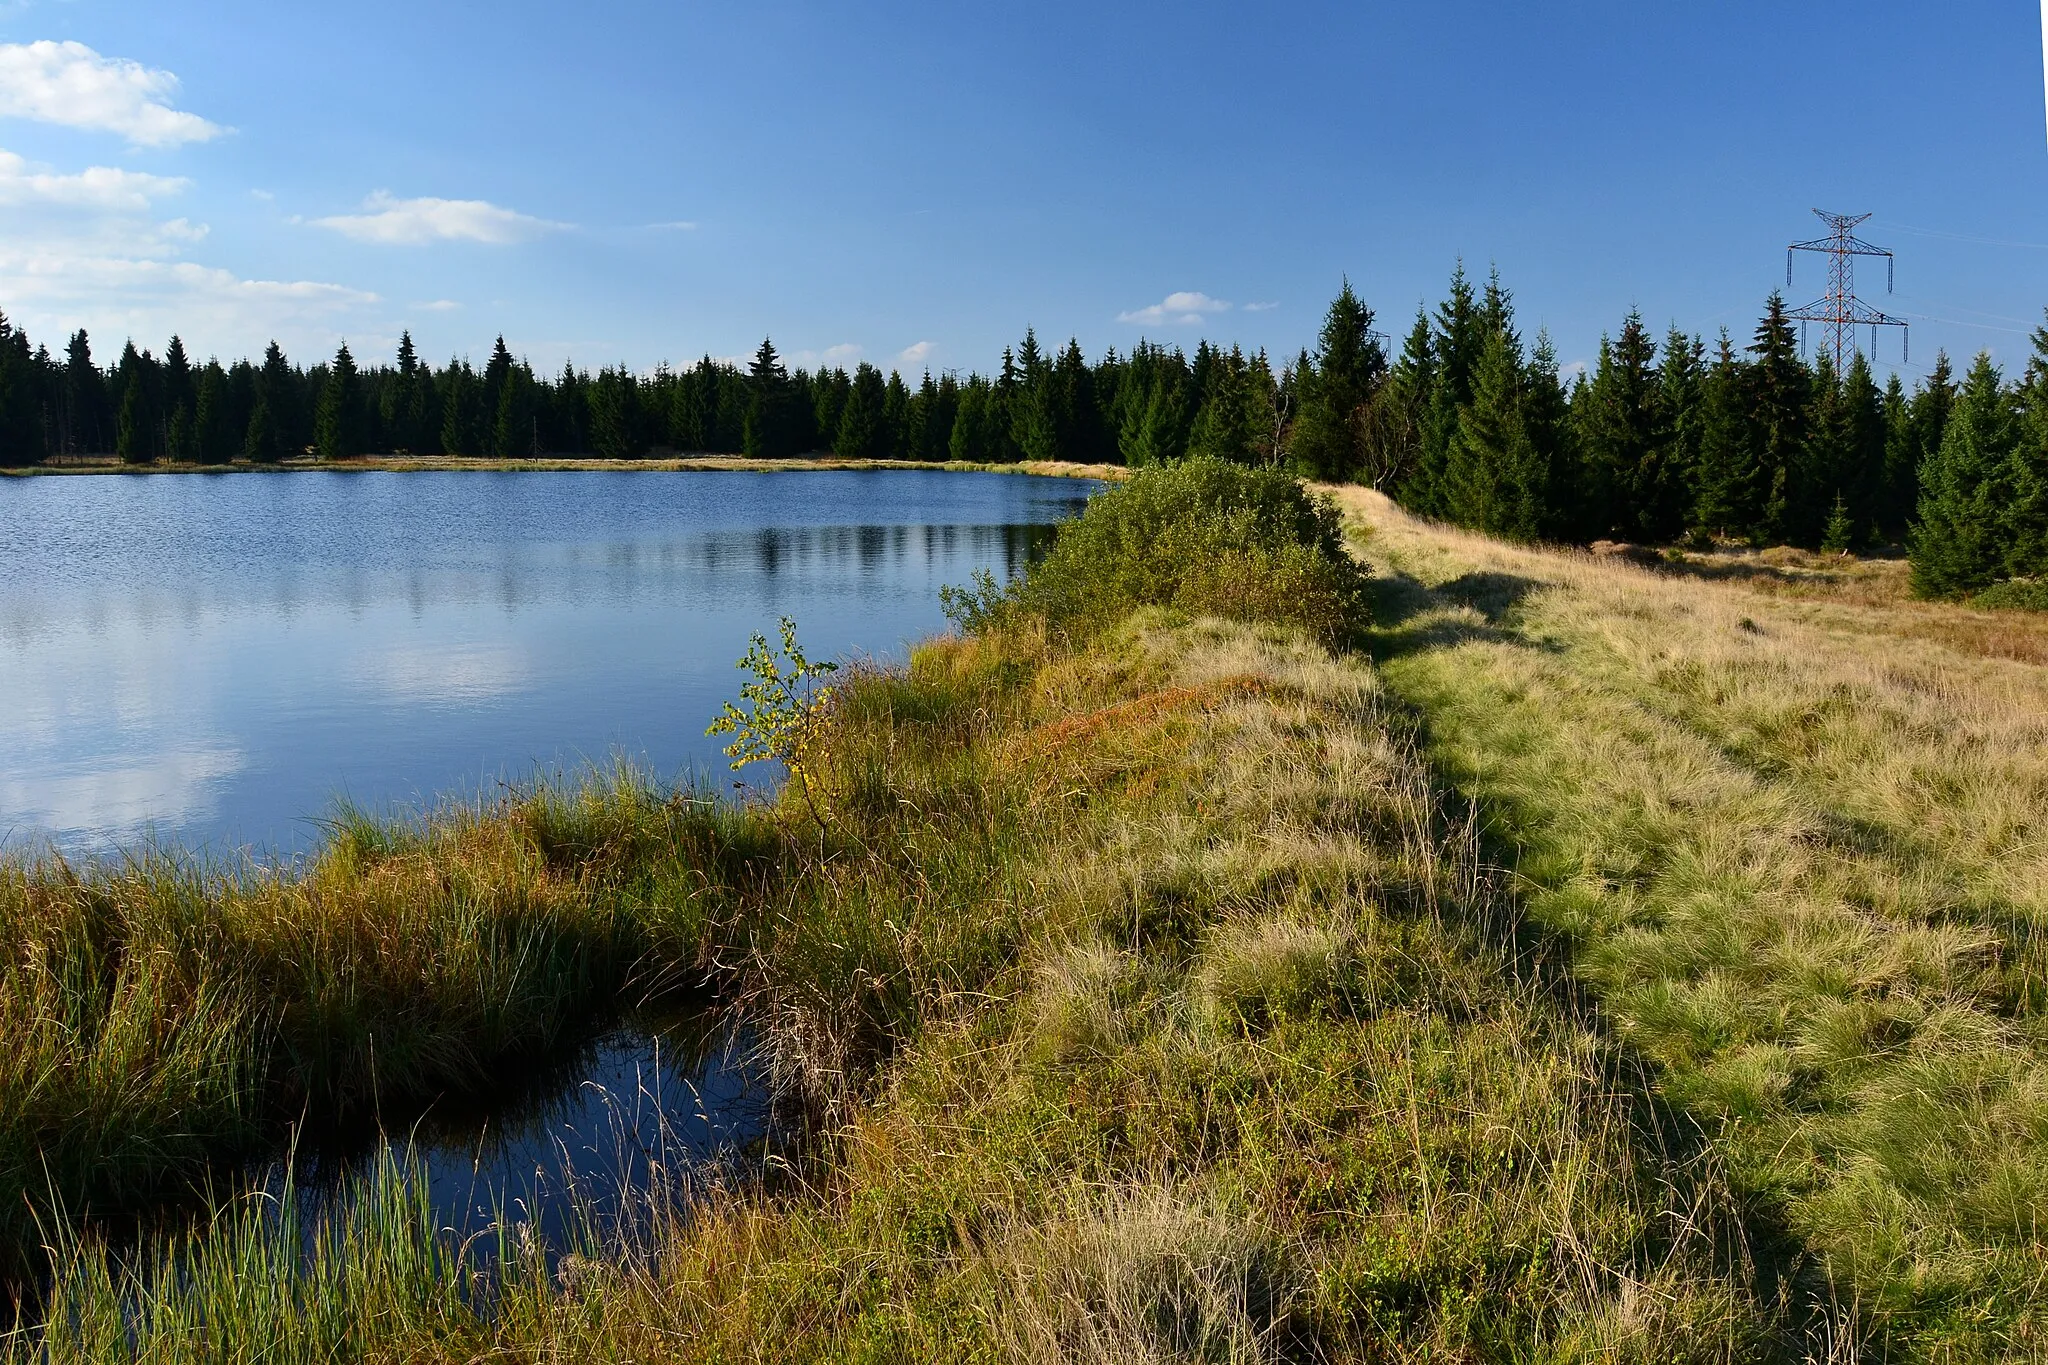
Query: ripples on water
xmin=0 ymin=468 xmax=1093 ymax=854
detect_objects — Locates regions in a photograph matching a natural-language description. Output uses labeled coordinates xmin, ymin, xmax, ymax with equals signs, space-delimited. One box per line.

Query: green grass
xmin=1338 ymin=487 xmax=2048 ymax=1360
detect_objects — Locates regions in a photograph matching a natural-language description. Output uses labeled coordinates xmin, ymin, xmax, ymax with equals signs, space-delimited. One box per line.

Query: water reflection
xmin=0 ymin=471 xmax=1091 ymax=854
xmin=286 ymin=1019 xmax=767 ymax=1255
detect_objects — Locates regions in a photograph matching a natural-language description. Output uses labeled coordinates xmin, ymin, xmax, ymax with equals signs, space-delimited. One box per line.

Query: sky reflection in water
xmin=0 ymin=468 xmax=1092 ymax=854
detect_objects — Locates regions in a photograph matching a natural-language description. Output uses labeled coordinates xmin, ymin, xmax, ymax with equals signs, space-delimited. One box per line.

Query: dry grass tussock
xmin=22 ymin=617 xmax=1808 ymax=1362
xmin=1335 ymin=485 xmax=2048 ymax=1356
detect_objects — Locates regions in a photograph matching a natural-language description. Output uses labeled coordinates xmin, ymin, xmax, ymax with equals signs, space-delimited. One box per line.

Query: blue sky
xmin=0 ymin=1 xmax=2044 ymax=385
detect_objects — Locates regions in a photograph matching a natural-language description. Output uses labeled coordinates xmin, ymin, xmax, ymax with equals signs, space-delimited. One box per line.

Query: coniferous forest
xmin=2 ymin=265 xmax=2043 ymax=600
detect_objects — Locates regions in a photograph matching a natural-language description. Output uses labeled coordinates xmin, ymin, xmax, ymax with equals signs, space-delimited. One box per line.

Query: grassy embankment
xmin=10 ymin=461 xmax=1802 ymax=1362
xmin=1339 ymin=486 xmax=2048 ymax=1359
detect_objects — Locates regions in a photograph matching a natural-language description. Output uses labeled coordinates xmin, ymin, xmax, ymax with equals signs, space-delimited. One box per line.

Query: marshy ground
xmin=2 ymin=463 xmax=2041 ymax=1361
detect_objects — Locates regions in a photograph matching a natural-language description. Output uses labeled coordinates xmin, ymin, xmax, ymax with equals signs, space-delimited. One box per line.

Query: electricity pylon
xmin=1785 ymin=209 xmax=1909 ymax=369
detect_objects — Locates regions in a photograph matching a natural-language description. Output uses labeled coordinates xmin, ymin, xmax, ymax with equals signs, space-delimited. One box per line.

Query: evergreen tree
xmin=1895 ymin=351 xmax=1955 ymax=540
xmin=1188 ymin=345 xmax=1259 ymax=465
xmin=1578 ymin=313 xmax=1661 ymax=540
xmin=1407 ymin=265 xmax=1485 ymax=514
xmin=1522 ymin=332 xmax=1574 ymax=538
xmin=1821 ymin=494 xmax=1855 ymax=554
xmin=64 ymin=329 xmax=104 ymax=454
xmin=194 ymin=361 xmax=231 ymax=464
xmin=589 ymin=365 xmax=645 ymax=458
xmin=1691 ymin=332 xmax=1755 ymax=538
xmin=2003 ymin=316 xmax=2048 ymax=579
xmin=1364 ymin=307 xmax=1432 ymax=492
xmin=244 ymin=396 xmax=279 ymax=462
xmin=494 ymin=358 xmax=538 ymax=458
xmin=440 ymin=361 xmax=481 ymax=456
xmin=314 ymin=342 xmax=364 ymax=459
xmin=257 ymin=342 xmax=295 ymax=458
xmin=1835 ymin=351 xmax=1887 ymax=547
xmin=836 ymin=362 xmax=887 ymax=459
xmin=1443 ymin=324 xmax=1545 ymax=538
xmin=950 ymin=377 xmax=999 ymax=462
xmin=1746 ymin=294 xmax=1811 ymax=545
xmin=0 ymin=312 xmax=43 ymax=465
xmin=1290 ymin=279 xmax=1386 ymax=481
xmin=743 ymin=338 xmax=799 ymax=458
xmin=115 ymin=342 xmax=152 ymax=463
xmin=1878 ymin=374 xmax=1914 ymax=542
xmin=1911 ymin=352 xmax=2015 ymax=597
xmin=1652 ymin=328 xmax=1705 ymax=541
xmin=882 ymin=370 xmax=912 ymax=458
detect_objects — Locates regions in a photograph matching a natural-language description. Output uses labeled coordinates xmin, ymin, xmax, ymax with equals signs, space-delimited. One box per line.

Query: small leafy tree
xmin=706 ymin=618 xmax=839 ymax=819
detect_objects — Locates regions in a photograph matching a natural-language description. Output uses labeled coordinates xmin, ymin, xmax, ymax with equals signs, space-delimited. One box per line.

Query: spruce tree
xmin=64 ymin=330 xmax=103 ymax=454
xmin=1188 ymin=345 xmax=1259 ymax=465
xmin=835 ymin=362 xmax=886 ymax=459
xmin=1911 ymin=352 xmax=2015 ymax=597
xmin=1745 ymin=294 xmax=1811 ymax=545
xmin=743 ymin=338 xmax=798 ymax=459
xmin=1837 ymin=351 xmax=1887 ymax=546
xmin=314 ymin=342 xmax=363 ymax=460
xmin=1290 ymin=279 xmax=1386 ymax=482
xmin=1443 ymin=325 xmax=1544 ymax=538
xmin=1878 ymin=374 xmax=1914 ymax=542
xmin=115 ymin=343 xmax=152 ymax=463
xmin=1523 ymin=332 xmax=1574 ymax=540
xmin=1578 ymin=313 xmax=1660 ymax=540
xmin=882 ymin=371 xmax=912 ymax=459
xmin=2003 ymin=315 xmax=2048 ymax=579
xmin=194 ymin=362 xmax=231 ymax=464
xmin=1407 ymin=265 xmax=1484 ymax=515
xmin=949 ymin=377 xmax=996 ymax=462
xmin=1897 ymin=352 xmax=1955 ymax=539
xmin=0 ymin=316 xmax=39 ymax=465
xmin=1691 ymin=332 xmax=1754 ymax=538
xmin=1653 ymin=329 xmax=1705 ymax=542
xmin=1366 ymin=307 xmax=1433 ymax=493
xmin=244 ymin=396 xmax=279 ymax=462
xmin=258 ymin=342 xmax=295 ymax=456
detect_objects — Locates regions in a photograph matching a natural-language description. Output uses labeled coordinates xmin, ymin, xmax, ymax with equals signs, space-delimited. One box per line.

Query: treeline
xmin=1 ymin=266 xmax=2039 ymax=598
xmin=0 ymin=322 xmax=1289 ymax=471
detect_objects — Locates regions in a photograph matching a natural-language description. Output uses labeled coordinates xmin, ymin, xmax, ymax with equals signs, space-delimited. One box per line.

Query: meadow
xmin=0 ymin=460 xmax=2039 ymax=1361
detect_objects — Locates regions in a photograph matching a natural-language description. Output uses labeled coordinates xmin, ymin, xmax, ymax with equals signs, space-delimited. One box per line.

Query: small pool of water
xmin=283 ymin=1016 xmax=767 ymax=1255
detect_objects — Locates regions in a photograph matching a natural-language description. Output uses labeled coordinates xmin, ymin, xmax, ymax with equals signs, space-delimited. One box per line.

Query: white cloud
xmin=645 ymin=219 xmax=697 ymax=231
xmin=412 ymin=299 xmax=462 ymax=312
xmin=0 ymin=149 xmax=376 ymax=357
xmin=0 ymin=147 xmax=186 ymax=211
xmin=1117 ymin=290 xmax=1233 ymax=326
xmin=1243 ymin=301 xmax=1279 ymax=313
xmin=0 ymin=41 xmax=223 ymax=146
xmin=896 ymin=340 xmax=936 ymax=370
xmin=311 ymin=190 xmax=562 ymax=245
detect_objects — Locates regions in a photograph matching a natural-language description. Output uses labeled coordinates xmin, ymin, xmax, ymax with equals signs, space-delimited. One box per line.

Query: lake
xmin=0 ymin=467 xmax=1095 ymax=856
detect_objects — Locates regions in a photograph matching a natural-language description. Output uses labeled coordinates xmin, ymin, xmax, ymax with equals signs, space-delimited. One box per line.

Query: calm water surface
xmin=0 ymin=468 xmax=1093 ymax=855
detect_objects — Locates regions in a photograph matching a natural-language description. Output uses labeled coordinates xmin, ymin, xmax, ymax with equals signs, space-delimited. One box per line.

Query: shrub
xmin=976 ymin=459 xmax=1370 ymax=644
xmin=1969 ymin=577 xmax=2048 ymax=613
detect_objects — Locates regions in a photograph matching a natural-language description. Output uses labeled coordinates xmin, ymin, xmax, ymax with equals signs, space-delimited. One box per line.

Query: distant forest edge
xmin=0 ymin=266 xmax=2041 ymax=602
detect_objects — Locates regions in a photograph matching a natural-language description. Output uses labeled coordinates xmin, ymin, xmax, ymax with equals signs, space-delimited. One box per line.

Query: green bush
xmin=974 ymin=458 xmax=1369 ymax=643
xmin=1969 ymin=577 xmax=2048 ymax=613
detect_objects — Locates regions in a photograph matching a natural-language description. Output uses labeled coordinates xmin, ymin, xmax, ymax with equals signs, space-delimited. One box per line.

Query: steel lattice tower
xmin=1785 ymin=209 xmax=1908 ymax=369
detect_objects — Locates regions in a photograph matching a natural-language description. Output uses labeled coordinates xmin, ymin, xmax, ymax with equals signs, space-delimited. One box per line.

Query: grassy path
xmin=1335 ymin=487 xmax=2048 ymax=1358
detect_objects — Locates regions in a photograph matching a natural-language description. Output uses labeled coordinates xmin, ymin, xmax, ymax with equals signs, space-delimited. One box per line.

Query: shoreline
xmin=2 ymin=454 xmax=1128 ymax=482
